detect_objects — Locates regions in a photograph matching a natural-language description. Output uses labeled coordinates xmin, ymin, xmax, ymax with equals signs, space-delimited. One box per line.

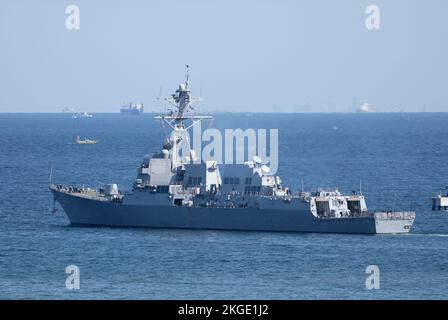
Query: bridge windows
xmin=156 ymin=185 xmax=169 ymax=193
xmin=223 ymin=177 xmax=241 ymax=185
xmin=187 ymin=177 xmax=202 ymax=186
xmin=244 ymin=186 xmax=261 ymax=195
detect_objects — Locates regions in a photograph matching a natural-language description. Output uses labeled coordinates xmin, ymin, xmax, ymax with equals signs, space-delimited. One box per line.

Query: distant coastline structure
xmin=62 ymin=107 xmax=75 ymax=113
xmin=356 ymin=102 xmax=375 ymax=113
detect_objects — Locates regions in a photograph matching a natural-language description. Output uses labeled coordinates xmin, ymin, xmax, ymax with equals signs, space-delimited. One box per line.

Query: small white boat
xmin=72 ymin=112 xmax=93 ymax=119
xmin=75 ymin=136 xmax=98 ymax=145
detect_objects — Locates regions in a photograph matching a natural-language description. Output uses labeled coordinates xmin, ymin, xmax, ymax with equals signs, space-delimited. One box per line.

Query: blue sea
xmin=0 ymin=113 xmax=447 ymax=299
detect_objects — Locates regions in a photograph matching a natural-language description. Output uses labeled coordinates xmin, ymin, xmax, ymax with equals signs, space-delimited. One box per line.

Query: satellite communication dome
xmin=261 ymin=165 xmax=270 ymax=174
xmin=253 ymin=156 xmax=262 ymax=165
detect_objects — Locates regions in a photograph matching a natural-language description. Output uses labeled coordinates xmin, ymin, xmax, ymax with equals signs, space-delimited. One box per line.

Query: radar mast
xmin=155 ymin=64 xmax=211 ymax=130
xmin=155 ymin=65 xmax=212 ymax=167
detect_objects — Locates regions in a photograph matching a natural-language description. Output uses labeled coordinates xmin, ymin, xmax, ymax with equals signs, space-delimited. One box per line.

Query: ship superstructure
xmin=432 ymin=187 xmax=448 ymax=211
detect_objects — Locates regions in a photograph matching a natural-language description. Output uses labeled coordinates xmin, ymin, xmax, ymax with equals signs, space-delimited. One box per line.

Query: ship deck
xmin=49 ymin=184 xmax=111 ymax=202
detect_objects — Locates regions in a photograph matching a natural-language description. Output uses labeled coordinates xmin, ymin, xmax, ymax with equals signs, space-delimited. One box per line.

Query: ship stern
xmin=374 ymin=211 xmax=415 ymax=234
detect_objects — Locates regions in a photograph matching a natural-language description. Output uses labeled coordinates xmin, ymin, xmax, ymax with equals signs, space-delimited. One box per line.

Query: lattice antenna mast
xmin=155 ymin=65 xmax=211 ymax=130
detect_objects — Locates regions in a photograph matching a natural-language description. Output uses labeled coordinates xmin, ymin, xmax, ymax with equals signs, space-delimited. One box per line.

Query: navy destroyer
xmin=49 ymin=66 xmax=415 ymax=234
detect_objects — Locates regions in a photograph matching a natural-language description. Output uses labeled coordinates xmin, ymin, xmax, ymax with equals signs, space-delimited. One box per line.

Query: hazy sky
xmin=0 ymin=0 xmax=447 ymax=112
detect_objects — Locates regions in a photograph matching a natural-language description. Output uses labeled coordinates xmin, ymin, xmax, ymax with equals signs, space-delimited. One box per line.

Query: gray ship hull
xmin=51 ymin=188 xmax=414 ymax=234
xmin=120 ymin=109 xmax=143 ymax=115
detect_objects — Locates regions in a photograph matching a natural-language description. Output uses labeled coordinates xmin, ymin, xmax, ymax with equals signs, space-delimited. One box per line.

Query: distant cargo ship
xmin=356 ymin=103 xmax=375 ymax=113
xmin=120 ymin=103 xmax=144 ymax=115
